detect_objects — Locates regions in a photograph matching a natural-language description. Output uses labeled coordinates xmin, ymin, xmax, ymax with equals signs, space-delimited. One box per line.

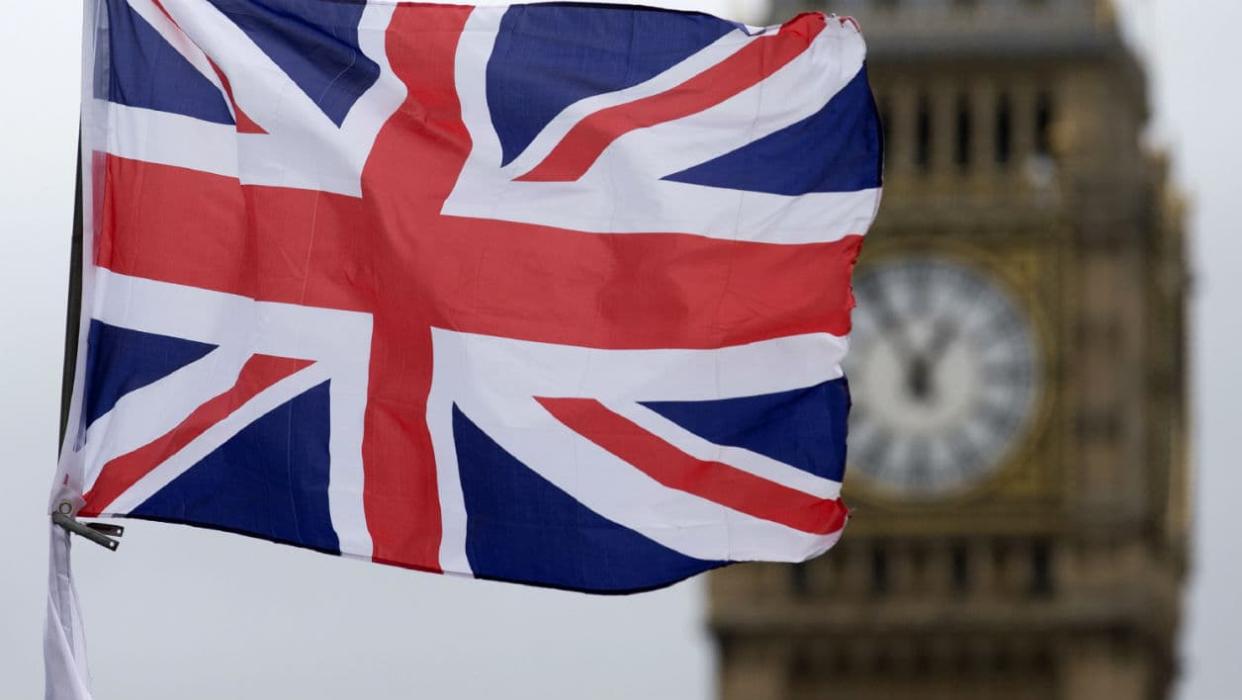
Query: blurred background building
xmin=711 ymin=1 xmax=1191 ymax=698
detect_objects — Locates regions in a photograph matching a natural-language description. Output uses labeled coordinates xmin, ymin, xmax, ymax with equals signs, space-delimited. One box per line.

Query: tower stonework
xmin=710 ymin=2 xmax=1190 ymax=699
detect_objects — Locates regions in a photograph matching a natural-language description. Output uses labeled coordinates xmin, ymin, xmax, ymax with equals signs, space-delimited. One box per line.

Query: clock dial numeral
xmin=844 ymin=257 xmax=1041 ymax=498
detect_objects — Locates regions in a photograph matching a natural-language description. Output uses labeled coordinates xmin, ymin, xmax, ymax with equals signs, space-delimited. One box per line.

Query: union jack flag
xmin=55 ymin=0 xmax=882 ymax=593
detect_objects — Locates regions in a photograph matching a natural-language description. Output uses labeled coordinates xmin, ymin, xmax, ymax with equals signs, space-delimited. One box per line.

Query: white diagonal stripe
xmin=81 ymin=347 xmax=248 ymax=494
xmin=601 ymin=400 xmax=842 ymax=500
xmin=499 ymin=29 xmax=764 ymax=176
xmin=88 ymin=269 xmax=375 ymax=557
xmin=467 ymin=393 xmax=841 ymax=563
xmin=102 ymin=362 xmax=332 ymax=514
xmin=132 ymin=0 xmax=403 ymax=195
xmin=428 ymin=327 xmax=848 ymax=571
xmin=587 ymin=23 xmax=866 ymax=181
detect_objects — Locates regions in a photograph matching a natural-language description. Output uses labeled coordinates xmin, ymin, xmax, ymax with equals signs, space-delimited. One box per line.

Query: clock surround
xmin=846 ymin=250 xmax=1045 ymax=500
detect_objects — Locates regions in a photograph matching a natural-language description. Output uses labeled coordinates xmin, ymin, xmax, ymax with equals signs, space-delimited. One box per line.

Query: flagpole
xmin=60 ymin=132 xmax=83 ymax=447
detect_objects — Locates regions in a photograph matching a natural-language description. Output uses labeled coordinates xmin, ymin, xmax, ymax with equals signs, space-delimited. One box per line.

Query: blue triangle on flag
xmin=130 ymin=381 xmax=340 ymax=555
xmin=83 ymin=320 xmax=217 ymax=429
xmin=642 ymin=378 xmax=850 ymax=482
xmin=102 ymin=0 xmax=236 ymax=125
xmin=663 ymin=67 xmax=883 ymax=195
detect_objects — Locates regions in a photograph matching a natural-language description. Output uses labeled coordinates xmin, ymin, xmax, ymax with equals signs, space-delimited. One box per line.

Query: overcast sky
xmin=1 ymin=1 xmax=1239 ymax=699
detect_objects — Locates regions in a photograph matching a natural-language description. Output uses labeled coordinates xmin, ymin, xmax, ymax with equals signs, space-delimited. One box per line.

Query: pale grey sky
xmin=1 ymin=1 xmax=1238 ymax=699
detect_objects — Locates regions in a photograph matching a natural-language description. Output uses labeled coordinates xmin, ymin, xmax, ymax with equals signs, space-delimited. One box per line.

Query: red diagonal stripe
xmin=515 ymin=13 xmax=826 ymax=183
xmin=80 ymin=354 xmax=313 ymax=516
xmin=536 ymin=397 xmax=847 ymax=535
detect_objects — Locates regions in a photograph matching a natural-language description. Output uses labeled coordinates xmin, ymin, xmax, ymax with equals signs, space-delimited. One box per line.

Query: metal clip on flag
xmin=46 ymin=1 xmax=882 ymax=698
xmin=52 ymin=506 xmax=123 ymax=551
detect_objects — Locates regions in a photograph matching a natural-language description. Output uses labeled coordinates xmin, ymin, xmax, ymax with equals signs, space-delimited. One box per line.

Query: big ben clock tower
xmin=710 ymin=2 xmax=1191 ymax=699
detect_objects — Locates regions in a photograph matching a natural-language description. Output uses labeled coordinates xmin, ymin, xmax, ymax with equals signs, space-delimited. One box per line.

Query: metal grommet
xmin=57 ymin=501 xmax=74 ymax=515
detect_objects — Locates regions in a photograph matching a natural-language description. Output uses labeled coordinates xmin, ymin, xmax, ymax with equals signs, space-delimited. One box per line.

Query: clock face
xmin=845 ymin=256 xmax=1041 ymax=498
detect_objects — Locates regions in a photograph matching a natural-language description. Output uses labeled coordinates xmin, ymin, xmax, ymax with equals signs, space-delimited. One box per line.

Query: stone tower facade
xmin=710 ymin=2 xmax=1190 ymax=699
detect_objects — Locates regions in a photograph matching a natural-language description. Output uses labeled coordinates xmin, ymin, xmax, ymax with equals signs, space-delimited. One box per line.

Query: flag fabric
xmin=53 ymin=0 xmax=881 ymax=595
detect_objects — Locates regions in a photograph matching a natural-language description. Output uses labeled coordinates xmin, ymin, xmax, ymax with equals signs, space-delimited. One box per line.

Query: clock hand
xmin=922 ymin=316 xmax=962 ymax=365
xmin=864 ymin=286 xmax=940 ymax=403
xmin=868 ymin=284 xmax=919 ymax=363
xmin=907 ymin=318 xmax=961 ymax=403
xmin=907 ymin=354 xmax=932 ymax=402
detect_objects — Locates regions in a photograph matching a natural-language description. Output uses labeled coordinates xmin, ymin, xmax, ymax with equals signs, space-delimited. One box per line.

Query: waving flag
xmin=53 ymin=0 xmax=881 ymax=595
